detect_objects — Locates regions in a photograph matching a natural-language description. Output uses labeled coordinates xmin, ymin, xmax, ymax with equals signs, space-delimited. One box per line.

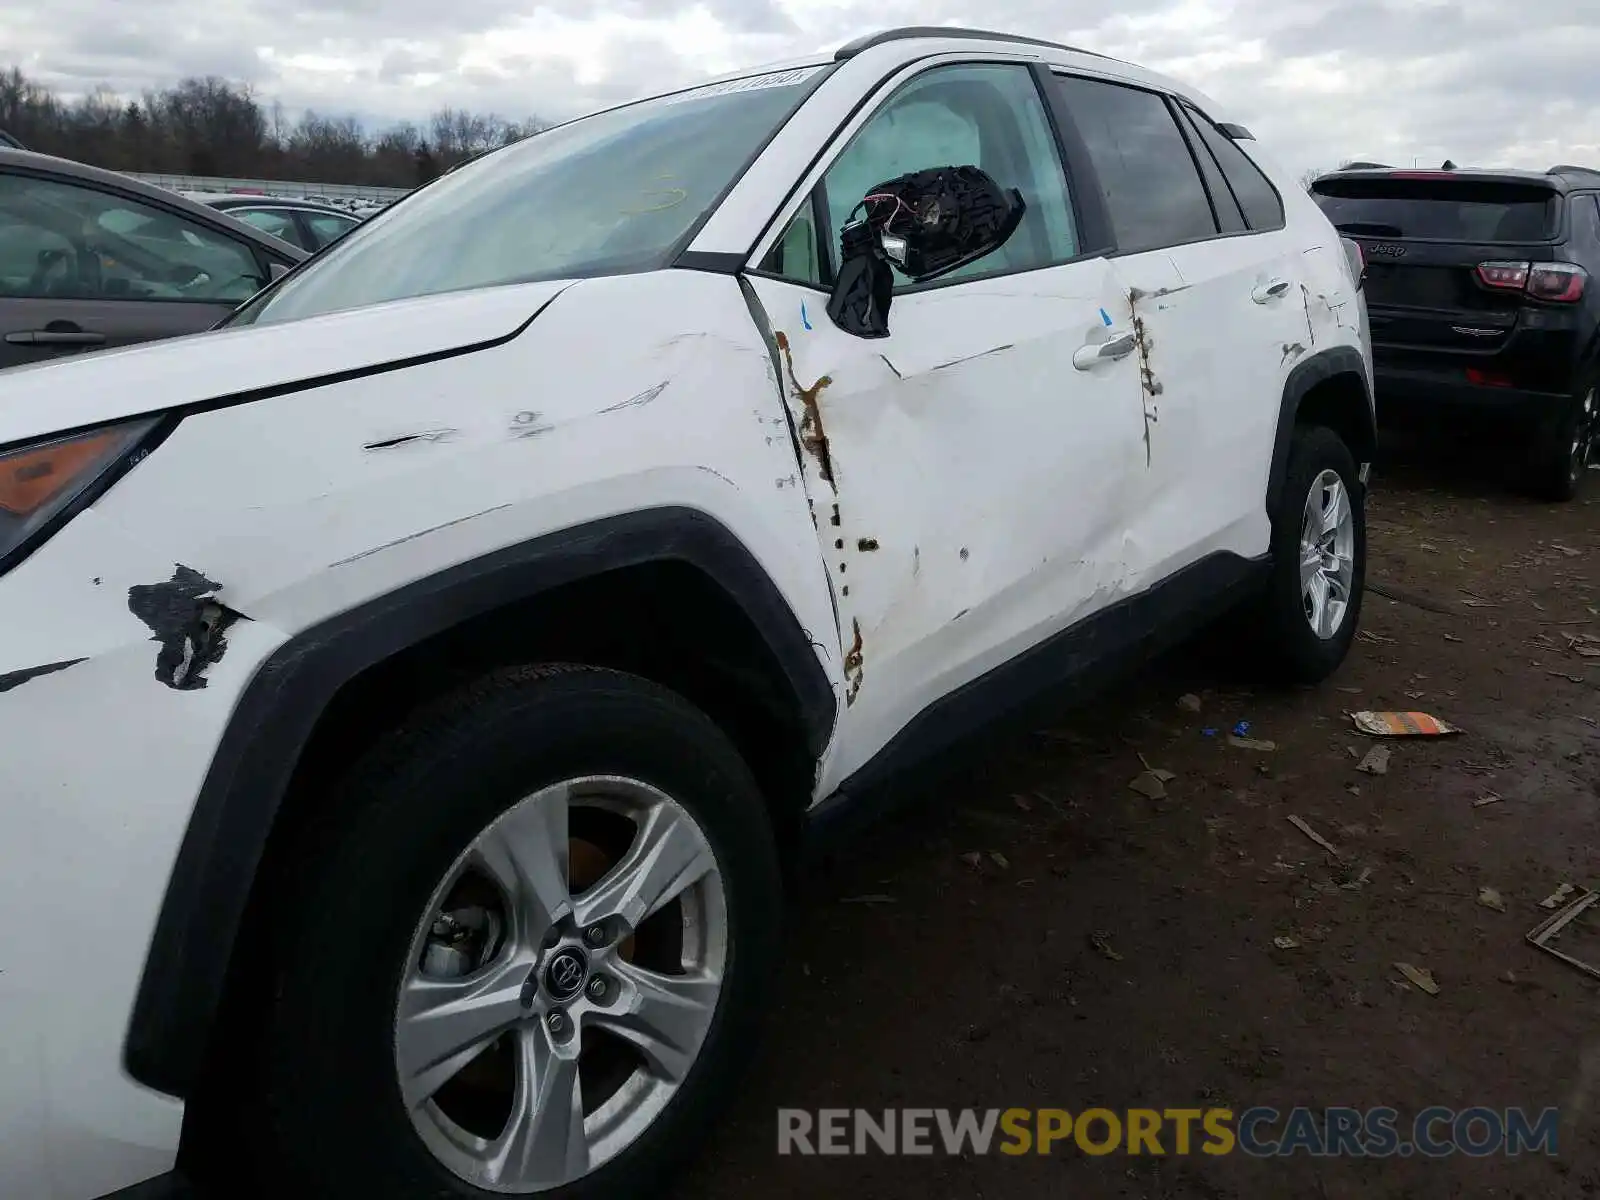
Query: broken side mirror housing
xmin=826 ymin=164 xmax=1026 ymax=339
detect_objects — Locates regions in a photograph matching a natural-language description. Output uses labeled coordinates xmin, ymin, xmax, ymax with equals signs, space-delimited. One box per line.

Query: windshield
xmin=1311 ymin=179 xmax=1559 ymax=242
xmin=231 ymin=64 xmax=829 ymax=327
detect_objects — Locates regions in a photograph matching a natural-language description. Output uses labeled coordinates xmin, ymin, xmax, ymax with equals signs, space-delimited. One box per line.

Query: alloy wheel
xmin=1299 ymin=468 xmax=1356 ymax=640
xmin=394 ymin=776 xmax=727 ymax=1193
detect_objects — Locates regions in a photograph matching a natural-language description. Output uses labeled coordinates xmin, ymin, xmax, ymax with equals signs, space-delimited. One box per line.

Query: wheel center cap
xmin=543 ymin=947 xmax=589 ymax=1001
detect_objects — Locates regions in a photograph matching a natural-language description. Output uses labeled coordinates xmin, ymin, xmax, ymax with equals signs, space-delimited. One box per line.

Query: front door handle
xmin=1252 ymin=279 xmax=1291 ymax=304
xmin=1073 ymin=330 xmax=1137 ymax=371
xmin=5 ymin=328 xmax=107 ymax=346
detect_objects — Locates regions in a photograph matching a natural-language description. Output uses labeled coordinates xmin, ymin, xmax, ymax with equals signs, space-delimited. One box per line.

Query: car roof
xmin=185 ymin=192 xmax=362 ymax=216
xmin=0 ymin=147 xmax=309 ymax=258
xmin=593 ymin=26 xmax=1231 ymax=136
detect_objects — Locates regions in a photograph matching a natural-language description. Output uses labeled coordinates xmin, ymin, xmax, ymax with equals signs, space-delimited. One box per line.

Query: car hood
xmin=0 ymin=278 xmax=577 ymax=447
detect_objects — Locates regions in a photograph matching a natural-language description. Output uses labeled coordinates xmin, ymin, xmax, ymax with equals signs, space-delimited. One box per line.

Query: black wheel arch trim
xmin=123 ymin=505 xmax=836 ymax=1098
xmin=1266 ymin=344 xmax=1375 ymax=518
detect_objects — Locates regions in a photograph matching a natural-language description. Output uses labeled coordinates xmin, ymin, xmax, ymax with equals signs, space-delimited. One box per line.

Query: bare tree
xmin=0 ymin=65 xmax=551 ymax=186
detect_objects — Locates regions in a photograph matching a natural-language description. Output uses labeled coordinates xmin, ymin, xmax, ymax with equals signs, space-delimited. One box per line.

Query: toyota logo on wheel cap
xmin=543 ymin=948 xmax=588 ymax=1001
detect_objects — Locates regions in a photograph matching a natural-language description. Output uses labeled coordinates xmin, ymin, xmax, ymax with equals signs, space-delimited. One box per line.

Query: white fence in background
xmin=126 ymin=172 xmax=411 ymax=203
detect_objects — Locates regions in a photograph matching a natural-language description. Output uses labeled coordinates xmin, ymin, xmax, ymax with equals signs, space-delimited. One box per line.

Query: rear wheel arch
xmin=1266 ymin=345 xmax=1376 ymax=521
xmin=127 ymin=506 xmax=836 ymax=1107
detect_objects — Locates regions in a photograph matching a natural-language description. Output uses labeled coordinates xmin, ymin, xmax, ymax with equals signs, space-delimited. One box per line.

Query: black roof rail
xmin=834 ymin=26 xmax=1109 ymax=62
xmin=1217 ymin=122 xmax=1254 ymax=141
xmin=1548 ymin=163 xmax=1600 ymax=178
xmin=1340 ymin=161 xmax=1392 ymax=170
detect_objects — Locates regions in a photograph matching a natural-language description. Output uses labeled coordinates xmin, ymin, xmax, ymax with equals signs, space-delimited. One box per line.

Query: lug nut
xmin=584 ymin=923 xmax=609 ymax=947
xmin=586 ymin=975 xmax=609 ymax=1002
xmin=546 ymin=1010 xmax=569 ymax=1037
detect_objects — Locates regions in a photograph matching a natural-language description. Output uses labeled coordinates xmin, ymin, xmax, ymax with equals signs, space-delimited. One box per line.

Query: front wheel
xmin=247 ymin=665 xmax=782 ymax=1199
xmin=1251 ymin=424 xmax=1367 ymax=683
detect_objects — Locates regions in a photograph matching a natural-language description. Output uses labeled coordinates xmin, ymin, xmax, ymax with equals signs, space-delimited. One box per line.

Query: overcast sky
xmin=6 ymin=0 xmax=1600 ymax=177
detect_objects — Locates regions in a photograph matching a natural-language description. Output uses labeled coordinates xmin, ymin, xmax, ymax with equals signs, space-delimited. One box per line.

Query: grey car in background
xmin=0 ymin=148 xmax=306 ymax=370
xmin=183 ymin=191 xmax=366 ymax=253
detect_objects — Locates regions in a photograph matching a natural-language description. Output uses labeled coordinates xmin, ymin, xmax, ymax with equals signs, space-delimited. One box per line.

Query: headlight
xmin=0 ymin=416 xmax=165 ymax=575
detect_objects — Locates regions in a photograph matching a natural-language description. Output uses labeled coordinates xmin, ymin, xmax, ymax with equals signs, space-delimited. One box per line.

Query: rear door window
xmin=303 ymin=210 xmax=359 ymax=249
xmin=1311 ymin=179 xmax=1559 ymax=242
xmin=231 ymin=207 xmax=306 ymax=248
xmin=1050 ymin=73 xmax=1218 ymax=253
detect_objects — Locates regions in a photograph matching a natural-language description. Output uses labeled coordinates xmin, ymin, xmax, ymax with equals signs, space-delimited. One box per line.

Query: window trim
xmin=1168 ymin=97 xmax=1246 ymax=235
xmin=0 ymin=166 xmax=280 ymax=305
xmin=745 ymin=55 xmax=1110 ymax=297
xmin=1045 ymin=69 xmax=1231 ymax=258
xmin=1176 ymin=98 xmax=1287 ymax=234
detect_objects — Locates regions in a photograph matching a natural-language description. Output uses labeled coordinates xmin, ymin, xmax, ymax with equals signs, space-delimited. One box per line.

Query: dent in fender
xmin=123 ymin=506 xmax=835 ymax=1098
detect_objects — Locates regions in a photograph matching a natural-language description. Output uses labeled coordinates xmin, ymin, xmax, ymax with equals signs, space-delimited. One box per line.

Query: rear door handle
xmin=1252 ymin=279 xmax=1291 ymax=304
xmin=1073 ymin=330 xmax=1137 ymax=370
xmin=5 ymin=329 xmax=107 ymax=346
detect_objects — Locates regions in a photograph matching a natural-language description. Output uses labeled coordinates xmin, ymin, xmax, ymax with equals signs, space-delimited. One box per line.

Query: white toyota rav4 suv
xmin=0 ymin=26 xmax=1373 ymax=1200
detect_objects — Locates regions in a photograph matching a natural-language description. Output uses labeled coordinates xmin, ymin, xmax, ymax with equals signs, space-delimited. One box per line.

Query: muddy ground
xmin=676 ymin=440 xmax=1600 ymax=1200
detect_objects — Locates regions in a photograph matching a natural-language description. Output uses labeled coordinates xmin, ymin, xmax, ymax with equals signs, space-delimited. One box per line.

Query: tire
xmin=1251 ymin=424 xmax=1367 ymax=684
xmin=244 ymin=664 xmax=782 ymax=1200
xmin=1524 ymin=382 xmax=1595 ymax=502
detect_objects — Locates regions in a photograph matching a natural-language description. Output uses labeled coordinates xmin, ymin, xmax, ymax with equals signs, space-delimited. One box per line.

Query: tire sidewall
xmin=256 ymin=668 xmax=782 ymax=1200
xmin=1264 ymin=426 xmax=1367 ymax=682
xmin=1529 ymin=380 xmax=1595 ymax=502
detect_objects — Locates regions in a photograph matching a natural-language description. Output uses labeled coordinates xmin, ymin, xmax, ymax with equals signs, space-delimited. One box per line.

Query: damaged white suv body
xmin=0 ymin=27 xmax=1373 ymax=1200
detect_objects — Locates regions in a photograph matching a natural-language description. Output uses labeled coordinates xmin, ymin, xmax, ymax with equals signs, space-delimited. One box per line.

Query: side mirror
xmin=826 ymin=164 xmax=1026 ymax=339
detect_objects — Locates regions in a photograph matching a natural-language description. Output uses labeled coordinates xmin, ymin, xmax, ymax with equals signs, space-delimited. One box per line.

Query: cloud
xmin=7 ymin=0 xmax=1600 ymax=175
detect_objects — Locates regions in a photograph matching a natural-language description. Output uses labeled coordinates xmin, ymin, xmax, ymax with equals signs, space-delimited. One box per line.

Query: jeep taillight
xmin=1475 ymin=260 xmax=1587 ymax=302
xmin=1527 ymin=262 xmax=1587 ymax=302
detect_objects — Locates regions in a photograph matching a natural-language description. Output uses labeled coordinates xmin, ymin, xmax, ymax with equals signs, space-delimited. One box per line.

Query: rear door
xmin=1045 ymin=72 xmax=1300 ymax=576
xmin=1309 ymin=174 xmax=1561 ymax=356
xmin=0 ymin=170 xmax=280 ymax=369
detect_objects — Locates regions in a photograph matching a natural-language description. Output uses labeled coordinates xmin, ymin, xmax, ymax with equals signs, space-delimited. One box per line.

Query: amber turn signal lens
xmin=0 ymin=430 xmax=119 ymax=516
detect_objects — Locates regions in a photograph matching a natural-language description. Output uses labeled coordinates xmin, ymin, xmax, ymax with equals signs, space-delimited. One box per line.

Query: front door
xmin=0 ymin=171 xmax=270 ymax=368
xmin=746 ymin=61 xmax=1149 ymax=789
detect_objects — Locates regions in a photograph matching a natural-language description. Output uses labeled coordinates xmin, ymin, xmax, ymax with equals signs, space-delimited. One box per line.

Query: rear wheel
xmin=1249 ymin=424 xmax=1367 ymax=683
xmin=1526 ymin=382 xmax=1595 ymax=502
xmin=247 ymin=665 xmax=781 ymax=1199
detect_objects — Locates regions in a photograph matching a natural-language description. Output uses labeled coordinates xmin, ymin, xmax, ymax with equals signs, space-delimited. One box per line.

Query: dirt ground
xmin=674 ymin=441 xmax=1600 ymax=1200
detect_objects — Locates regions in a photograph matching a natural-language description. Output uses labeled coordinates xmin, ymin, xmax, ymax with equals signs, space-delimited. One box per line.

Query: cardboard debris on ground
xmin=1526 ymin=888 xmax=1600 ymax=981
xmin=1229 ymin=735 xmax=1278 ymax=752
xmin=1287 ymin=814 xmax=1342 ymax=860
xmin=1540 ymin=883 xmax=1577 ymax=910
xmin=1178 ymin=693 xmax=1203 ymax=713
xmin=1478 ymin=887 xmax=1508 ymax=913
xmin=1138 ymin=752 xmax=1177 ymax=783
xmin=1395 ymin=962 xmax=1441 ymax=995
xmin=1089 ymin=931 xmax=1123 ymax=962
xmin=1273 ymin=936 xmax=1301 ymax=950
xmin=1129 ymin=771 xmax=1168 ymax=800
xmin=1473 ymin=792 xmax=1504 ymax=809
xmin=1356 ymin=745 xmax=1392 ymax=775
xmin=1351 ymin=710 xmax=1464 ymax=737
xmin=989 ymin=851 xmax=1010 ymax=870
